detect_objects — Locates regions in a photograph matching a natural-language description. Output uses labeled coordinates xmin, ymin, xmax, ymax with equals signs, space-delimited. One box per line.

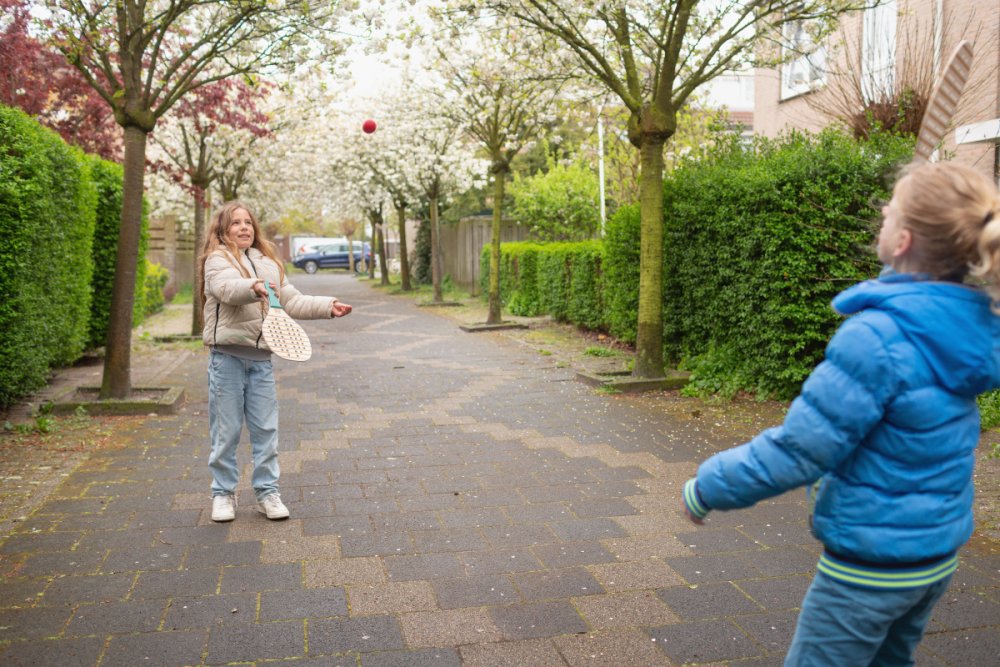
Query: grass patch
xmin=170 ymin=283 xmax=193 ymax=305
xmin=584 ymin=346 xmax=617 ymax=357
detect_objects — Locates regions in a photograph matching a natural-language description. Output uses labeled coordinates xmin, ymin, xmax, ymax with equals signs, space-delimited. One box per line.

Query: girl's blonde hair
xmin=893 ymin=162 xmax=1000 ymax=305
xmin=198 ymin=201 xmax=284 ymax=298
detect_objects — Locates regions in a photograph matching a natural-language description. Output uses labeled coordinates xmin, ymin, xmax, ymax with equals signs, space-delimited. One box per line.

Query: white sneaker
xmin=211 ymin=494 xmax=237 ymax=522
xmin=256 ymin=493 xmax=289 ymax=520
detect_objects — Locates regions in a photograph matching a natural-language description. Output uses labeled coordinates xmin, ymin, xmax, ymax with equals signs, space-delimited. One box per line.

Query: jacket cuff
xmin=683 ymin=478 xmax=711 ymax=519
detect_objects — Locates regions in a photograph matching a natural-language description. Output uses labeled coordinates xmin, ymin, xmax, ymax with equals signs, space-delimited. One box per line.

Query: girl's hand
xmin=332 ymin=301 xmax=352 ymax=317
xmin=252 ymin=281 xmax=267 ymax=299
xmin=684 ymin=502 xmax=705 ymax=526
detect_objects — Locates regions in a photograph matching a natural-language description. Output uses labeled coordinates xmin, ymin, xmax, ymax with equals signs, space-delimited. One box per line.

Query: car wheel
xmin=303 ymin=261 xmax=318 ymax=274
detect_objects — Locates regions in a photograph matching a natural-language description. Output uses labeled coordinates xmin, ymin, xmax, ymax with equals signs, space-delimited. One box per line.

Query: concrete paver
xmin=1 ymin=273 xmax=998 ymax=665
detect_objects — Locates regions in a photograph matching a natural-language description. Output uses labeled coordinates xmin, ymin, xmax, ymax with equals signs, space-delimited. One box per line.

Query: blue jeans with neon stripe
xmin=207 ymin=349 xmax=280 ymax=502
xmin=784 ymin=570 xmax=952 ymax=666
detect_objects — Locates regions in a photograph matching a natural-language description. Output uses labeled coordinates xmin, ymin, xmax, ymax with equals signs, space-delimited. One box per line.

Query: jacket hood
xmin=833 ymin=272 xmax=1000 ymax=396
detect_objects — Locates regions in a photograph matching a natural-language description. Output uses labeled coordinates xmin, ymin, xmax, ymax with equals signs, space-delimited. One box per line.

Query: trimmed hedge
xmin=87 ymin=156 xmax=150 ymax=348
xmin=0 ymin=104 xmax=96 ymax=407
xmin=659 ymin=130 xmax=912 ymax=398
xmin=481 ymin=240 xmax=606 ymax=330
xmin=0 ymin=104 xmax=155 ymax=408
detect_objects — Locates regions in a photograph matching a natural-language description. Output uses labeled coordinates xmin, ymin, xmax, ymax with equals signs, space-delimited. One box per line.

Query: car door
xmin=317 ymin=245 xmax=338 ymax=269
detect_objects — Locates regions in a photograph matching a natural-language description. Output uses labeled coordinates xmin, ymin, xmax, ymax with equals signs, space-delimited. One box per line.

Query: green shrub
xmin=143 ymin=262 xmax=169 ymax=316
xmin=0 ymin=104 xmax=95 ymax=407
xmin=602 ymin=203 xmax=641 ymax=343
xmin=86 ymin=155 xmax=150 ymax=347
xmin=660 ymin=129 xmax=913 ymax=399
xmin=509 ymin=158 xmax=600 ymax=241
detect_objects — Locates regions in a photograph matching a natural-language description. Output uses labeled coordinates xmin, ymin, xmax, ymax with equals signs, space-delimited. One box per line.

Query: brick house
xmin=754 ymin=0 xmax=999 ymax=182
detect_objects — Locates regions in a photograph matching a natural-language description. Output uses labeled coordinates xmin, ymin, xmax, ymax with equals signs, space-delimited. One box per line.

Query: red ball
xmin=362 ymin=119 xmax=377 ymax=134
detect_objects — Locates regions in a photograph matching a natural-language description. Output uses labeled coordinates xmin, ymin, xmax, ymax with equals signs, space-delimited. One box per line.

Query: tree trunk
xmin=347 ymin=234 xmax=355 ymax=273
xmin=430 ymin=194 xmax=443 ymax=303
xmin=368 ymin=219 xmax=377 ymax=279
xmin=190 ymin=186 xmax=206 ymax=336
xmin=377 ymin=223 xmax=389 ymax=286
xmin=486 ymin=171 xmax=505 ymax=325
xmin=396 ymin=204 xmax=411 ymax=291
xmin=100 ymin=125 xmax=147 ymax=399
xmin=633 ymin=135 xmax=666 ymax=379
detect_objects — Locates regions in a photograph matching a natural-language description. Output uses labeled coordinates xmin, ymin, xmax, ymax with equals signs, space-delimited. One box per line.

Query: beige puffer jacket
xmin=202 ymin=247 xmax=335 ymax=350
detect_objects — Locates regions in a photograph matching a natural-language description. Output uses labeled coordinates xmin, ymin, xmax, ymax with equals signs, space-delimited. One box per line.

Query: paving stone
xmin=0 ymin=606 xmax=74 ymax=640
xmin=347 ymin=581 xmax=437 ymax=616
xmin=656 ymin=582 xmax=763 ymax=620
xmin=0 ymin=578 xmax=48 ymax=608
xmin=511 ymin=567 xmax=604 ymax=601
xmin=400 ymin=607 xmax=503 ymax=646
xmin=185 ymin=541 xmax=262 ymax=568
xmin=0 ymin=636 xmax=104 ymax=667
xmin=301 ymin=514 xmax=372 ymax=537
xmin=461 ymin=547 xmax=544 ymax=575
xmin=101 ymin=629 xmax=207 ymax=667
xmin=18 ymin=549 xmax=106 ymax=577
xmin=41 ymin=572 xmax=135 ymax=605
xmin=574 ymin=590 xmax=680 ymax=630
xmin=553 ymin=629 xmax=674 ymax=666
xmin=735 ymin=575 xmax=812 ymax=611
xmin=482 ymin=525 xmax=559 ymax=549
xmin=162 ymin=593 xmax=259 ymax=628
xmin=410 ymin=527 xmax=488 ymax=553
xmin=437 ymin=507 xmax=509 ymax=529
xmin=489 ymin=601 xmax=588 ymax=640
xmin=568 ymin=498 xmax=638 ymax=518
xmin=518 ymin=485 xmax=587 ymax=503
xmin=920 ymin=626 xmax=1000 ymax=666
xmin=738 ymin=545 xmax=818 ymax=578
xmin=260 ymin=656 xmax=359 ymax=667
xmin=459 ymin=638 xmax=567 ymax=666
xmin=384 ymin=553 xmax=465 ymax=581
xmin=533 ymin=541 xmax=618 ymax=568
xmin=371 ymin=511 xmax=442 ymax=532
xmin=205 ymin=619 xmax=304 ymax=663
xmin=587 ymin=559 xmax=685 ymax=592
xmin=220 ymin=562 xmax=302 ymax=593
xmin=678 ymin=528 xmax=763 ymax=555
xmin=603 ymin=535 xmax=691 ymax=560
xmin=928 ymin=590 xmax=1000 ymax=631
xmin=732 ymin=610 xmax=799 ymax=653
xmin=129 ymin=509 xmax=202 ymax=529
xmin=74 ymin=528 xmax=155 ymax=551
xmin=261 ymin=534 xmax=341 ymax=562
xmin=64 ymin=598 xmax=167 ymax=635
xmin=309 ymin=615 xmax=405 ymax=653
xmin=340 ymin=530 xmax=413 ymax=558
xmin=0 ymin=531 xmax=81 ymax=554
xmin=549 ymin=518 xmax=629 ymax=542
xmin=646 ymin=618 xmax=763 ymax=664
xmin=261 ymin=587 xmax=348 ymax=620
xmin=54 ymin=513 xmax=130 ymax=531
xmin=739 ymin=522 xmax=815 ymax=548
xmin=304 ymin=557 xmax=386 ymax=587
xmin=664 ymin=553 xmax=760 ymax=584
xmin=361 ymin=647 xmax=462 ymax=667
xmin=101 ymin=545 xmax=186 ymax=573
xmin=434 ymin=575 xmax=519 ymax=609
xmin=132 ymin=568 xmax=221 ymax=600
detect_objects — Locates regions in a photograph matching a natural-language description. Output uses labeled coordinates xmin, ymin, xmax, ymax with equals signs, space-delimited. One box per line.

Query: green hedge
xmin=657 ymin=129 xmax=912 ymax=398
xmin=481 ymin=240 xmax=606 ymax=330
xmin=0 ymin=104 xmax=96 ymax=407
xmin=0 ymin=104 xmax=155 ymax=408
xmin=86 ymin=156 xmax=150 ymax=348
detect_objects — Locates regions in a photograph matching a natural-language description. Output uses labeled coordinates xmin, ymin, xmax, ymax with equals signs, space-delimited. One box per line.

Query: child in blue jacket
xmin=683 ymin=161 xmax=1000 ymax=666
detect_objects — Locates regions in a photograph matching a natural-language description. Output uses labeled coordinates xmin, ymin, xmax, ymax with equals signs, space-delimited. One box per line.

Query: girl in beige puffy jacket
xmin=200 ymin=201 xmax=352 ymax=522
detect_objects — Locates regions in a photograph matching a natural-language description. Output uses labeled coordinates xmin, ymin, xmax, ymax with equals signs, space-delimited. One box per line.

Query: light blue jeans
xmin=207 ymin=349 xmax=280 ymax=502
xmin=785 ymin=570 xmax=952 ymax=666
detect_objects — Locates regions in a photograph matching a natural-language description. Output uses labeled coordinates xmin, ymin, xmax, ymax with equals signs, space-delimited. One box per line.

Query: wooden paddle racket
xmin=913 ymin=41 xmax=973 ymax=163
xmin=261 ymin=282 xmax=312 ymax=362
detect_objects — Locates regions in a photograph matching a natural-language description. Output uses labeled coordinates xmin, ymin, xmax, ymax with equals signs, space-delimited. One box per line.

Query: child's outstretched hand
xmin=684 ymin=501 xmax=705 ymax=526
xmin=331 ymin=301 xmax=352 ymax=317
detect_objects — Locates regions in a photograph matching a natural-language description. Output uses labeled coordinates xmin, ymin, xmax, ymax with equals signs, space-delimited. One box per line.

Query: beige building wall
xmin=755 ymin=1 xmax=999 ymax=181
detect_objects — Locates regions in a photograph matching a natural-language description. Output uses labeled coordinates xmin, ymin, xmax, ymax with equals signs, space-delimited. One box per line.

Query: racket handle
xmin=263 ymin=282 xmax=282 ymax=309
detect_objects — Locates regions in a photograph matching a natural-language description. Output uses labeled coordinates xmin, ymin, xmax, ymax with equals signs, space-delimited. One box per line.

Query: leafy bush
xmin=143 ymin=262 xmax=169 ymax=316
xmin=0 ymin=104 xmax=95 ymax=407
xmin=660 ymin=129 xmax=913 ymax=399
xmin=509 ymin=158 xmax=600 ymax=241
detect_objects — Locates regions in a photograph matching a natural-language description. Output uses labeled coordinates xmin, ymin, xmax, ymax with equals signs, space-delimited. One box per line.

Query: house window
xmin=862 ymin=0 xmax=897 ymax=103
xmin=781 ymin=20 xmax=826 ymax=99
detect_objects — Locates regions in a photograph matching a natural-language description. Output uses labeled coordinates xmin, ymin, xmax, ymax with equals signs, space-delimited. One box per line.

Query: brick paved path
xmin=1 ymin=273 xmax=998 ymax=666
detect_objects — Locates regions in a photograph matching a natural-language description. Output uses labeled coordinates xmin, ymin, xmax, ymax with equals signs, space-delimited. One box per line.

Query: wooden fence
xmin=440 ymin=215 xmax=528 ymax=295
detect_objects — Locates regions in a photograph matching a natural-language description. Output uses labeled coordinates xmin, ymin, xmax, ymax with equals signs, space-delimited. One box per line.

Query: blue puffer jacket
xmin=687 ymin=272 xmax=1000 ymax=568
